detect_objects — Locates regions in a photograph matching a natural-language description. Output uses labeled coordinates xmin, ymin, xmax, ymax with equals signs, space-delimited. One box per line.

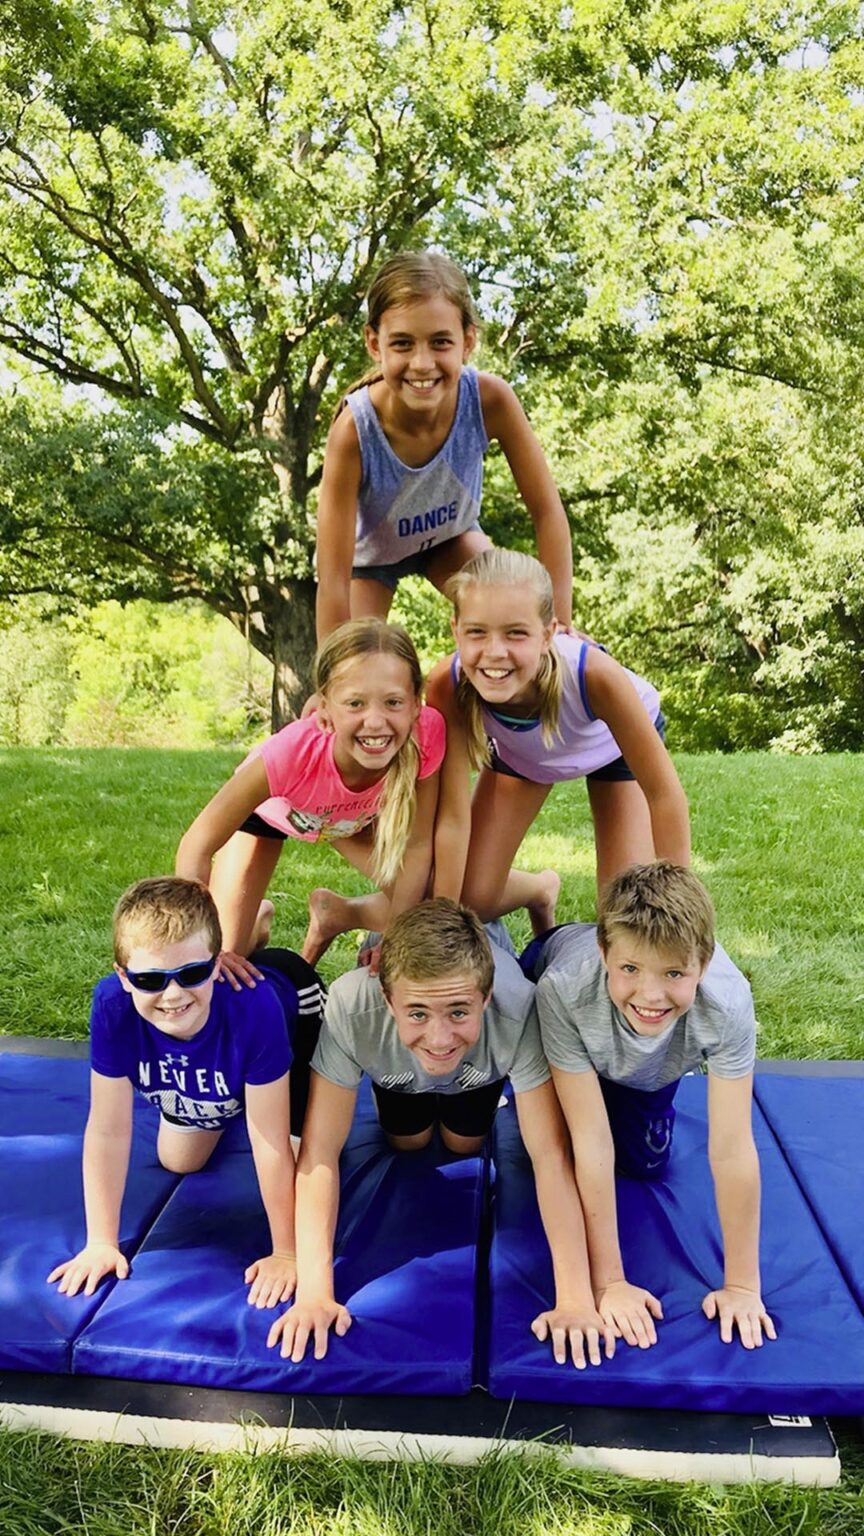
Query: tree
xmin=0 ymin=0 xmax=594 ymax=720
xmin=2 ymin=1 xmax=864 ymax=735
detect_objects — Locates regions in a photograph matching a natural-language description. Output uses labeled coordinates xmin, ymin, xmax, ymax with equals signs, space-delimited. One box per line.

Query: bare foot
xmin=302 ymin=888 xmax=352 ymax=966
xmin=249 ymin=899 xmax=275 ymax=951
xmin=527 ymin=869 xmax=560 ymax=937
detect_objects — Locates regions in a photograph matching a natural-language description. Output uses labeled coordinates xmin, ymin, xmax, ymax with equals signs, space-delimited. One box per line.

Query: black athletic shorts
xmin=372 ymin=1077 xmax=505 ymax=1140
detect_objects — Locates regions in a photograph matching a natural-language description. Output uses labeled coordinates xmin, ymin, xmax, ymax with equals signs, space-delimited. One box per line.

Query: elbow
xmin=709 ymin=1133 xmax=758 ymax=1176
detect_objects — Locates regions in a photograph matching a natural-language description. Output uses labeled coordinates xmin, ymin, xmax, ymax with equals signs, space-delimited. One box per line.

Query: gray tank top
xmin=348 ymin=366 xmax=488 ymax=568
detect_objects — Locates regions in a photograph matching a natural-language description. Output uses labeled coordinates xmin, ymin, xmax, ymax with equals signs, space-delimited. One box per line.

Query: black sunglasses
xmin=123 ymin=957 xmax=218 ymax=993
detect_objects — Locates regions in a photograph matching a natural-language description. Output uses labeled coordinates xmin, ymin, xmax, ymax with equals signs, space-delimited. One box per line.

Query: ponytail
xmin=373 ymin=729 xmax=421 ymax=887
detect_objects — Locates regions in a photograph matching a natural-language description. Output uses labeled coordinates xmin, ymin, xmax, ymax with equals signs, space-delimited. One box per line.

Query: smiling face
xmin=116 ymin=928 xmax=216 ymax=1041
xmin=318 ymin=652 xmax=420 ymax=784
xmin=600 ymin=932 xmax=705 ymax=1036
xmin=365 ymin=295 xmax=476 ymax=416
xmin=452 ymin=581 xmax=556 ymax=709
xmin=385 ymin=972 xmax=489 ymax=1077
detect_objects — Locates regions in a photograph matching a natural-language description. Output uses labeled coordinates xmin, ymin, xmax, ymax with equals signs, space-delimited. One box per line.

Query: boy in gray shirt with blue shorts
xmin=525 ymin=862 xmax=776 ymax=1355
xmin=268 ymin=898 xmax=619 ymax=1371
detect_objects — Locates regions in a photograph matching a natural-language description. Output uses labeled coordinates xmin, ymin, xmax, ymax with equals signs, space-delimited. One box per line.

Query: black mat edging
xmin=0 ymin=1370 xmax=839 ymax=1459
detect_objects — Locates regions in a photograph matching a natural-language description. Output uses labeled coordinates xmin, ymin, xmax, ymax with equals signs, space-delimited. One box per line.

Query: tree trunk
xmin=268 ymin=577 xmax=317 ymax=729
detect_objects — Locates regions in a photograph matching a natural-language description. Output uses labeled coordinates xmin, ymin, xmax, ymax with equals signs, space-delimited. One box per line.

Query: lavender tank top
xmin=348 ymin=366 xmax=488 ymax=568
xmin=453 ymin=633 xmax=661 ymax=783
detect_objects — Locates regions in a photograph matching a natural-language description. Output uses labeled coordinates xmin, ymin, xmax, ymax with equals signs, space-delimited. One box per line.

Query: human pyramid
xmin=48 ymin=252 xmax=776 ymax=1372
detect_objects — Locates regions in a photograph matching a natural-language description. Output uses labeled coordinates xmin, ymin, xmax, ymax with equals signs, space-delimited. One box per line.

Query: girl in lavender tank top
xmin=426 ymin=550 xmax=691 ymax=932
xmin=314 ymin=252 xmax=573 ymax=643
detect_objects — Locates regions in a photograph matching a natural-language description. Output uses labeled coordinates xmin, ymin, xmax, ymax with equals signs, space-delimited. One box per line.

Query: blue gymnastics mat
xmin=754 ymin=1064 xmax=864 ymax=1316
xmin=0 ymin=1054 xmax=178 ymax=1374
xmin=485 ymin=1075 xmax=864 ymax=1414
xmin=0 ymin=1049 xmax=484 ymax=1395
xmin=72 ymin=1083 xmax=485 ymax=1395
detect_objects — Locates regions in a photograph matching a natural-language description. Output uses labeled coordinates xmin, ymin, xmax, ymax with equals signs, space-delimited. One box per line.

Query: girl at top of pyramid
xmin=314 ymin=250 xmax=572 ymax=641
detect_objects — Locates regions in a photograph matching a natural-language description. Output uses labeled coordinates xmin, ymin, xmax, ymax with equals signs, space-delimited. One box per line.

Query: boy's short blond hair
xmin=597 ymin=862 xmax=715 ymax=968
xmin=378 ymin=898 xmax=494 ymax=999
xmin=113 ymin=877 xmax=222 ymax=967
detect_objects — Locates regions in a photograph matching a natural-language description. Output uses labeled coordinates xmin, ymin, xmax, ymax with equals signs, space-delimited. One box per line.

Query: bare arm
xmin=480 ymin=374 xmax=573 ymax=627
xmin=584 ymin=647 xmax=691 ymax=866
xmin=515 ymin=1080 xmax=615 ymax=1367
xmin=425 ymin=656 xmax=472 ymax=902
xmin=267 ymin=1072 xmax=357 ymax=1360
xmin=703 ymin=1073 xmax=775 ymax=1348
xmin=386 ymin=770 xmax=439 ymax=923
xmin=244 ymin=1072 xmax=297 ymax=1308
xmin=47 ymin=1072 xmax=134 ymax=1296
xmin=314 ymin=411 xmax=363 ymax=642
xmin=175 ymin=754 xmax=272 ymax=886
xmin=551 ymin=1064 xmax=662 ymax=1347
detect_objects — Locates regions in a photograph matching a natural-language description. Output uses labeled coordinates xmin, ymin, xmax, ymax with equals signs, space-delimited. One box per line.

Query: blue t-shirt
xmin=90 ymin=972 xmax=295 ymax=1130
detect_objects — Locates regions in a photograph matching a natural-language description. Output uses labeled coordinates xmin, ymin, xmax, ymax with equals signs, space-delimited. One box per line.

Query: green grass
xmin=1 ymin=747 xmax=864 ymax=1531
xmin=1 ymin=1433 xmax=864 ymax=1536
xmin=1 ymin=747 xmax=863 ymax=1055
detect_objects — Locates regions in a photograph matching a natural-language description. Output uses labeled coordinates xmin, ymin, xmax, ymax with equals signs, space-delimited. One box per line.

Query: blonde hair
xmin=334 ymin=251 xmax=479 ymax=419
xmin=378 ymin=898 xmax=494 ymax=999
xmin=445 ymin=548 xmax=565 ymax=770
xmin=113 ymin=877 xmax=222 ymax=967
xmin=315 ymin=619 xmax=423 ymax=887
xmin=597 ymin=862 xmax=715 ymax=969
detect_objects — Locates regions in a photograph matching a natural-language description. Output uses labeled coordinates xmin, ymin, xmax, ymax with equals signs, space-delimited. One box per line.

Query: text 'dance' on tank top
xmin=349 ymin=366 xmax=489 ymax=567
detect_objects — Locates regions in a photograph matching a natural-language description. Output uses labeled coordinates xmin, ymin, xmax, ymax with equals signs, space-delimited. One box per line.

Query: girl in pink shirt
xmin=177 ymin=621 xmax=447 ymax=979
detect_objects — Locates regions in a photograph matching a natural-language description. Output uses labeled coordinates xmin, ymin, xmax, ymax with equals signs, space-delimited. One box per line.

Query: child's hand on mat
xmin=266 ymin=1296 xmax=352 ymax=1361
xmin=215 ymin=951 xmax=264 ymax=991
xmin=596 ymin=1280 xmax=663 ymax=1348
xmin=47 ymin=1242 xmax=128 ymax=1297
xmin=531 ymin=1304 xmax=616 ymax=1368
xmin=702 ymin=1286 xmax=777 ymax=1349
xmin=245 ymin=1252 xmax=297 ymax=1309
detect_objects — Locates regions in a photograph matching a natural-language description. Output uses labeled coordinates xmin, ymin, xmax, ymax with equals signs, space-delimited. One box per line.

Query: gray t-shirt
xmin=534 ymin=923 xmax=756 ymax=1090
xmin=313 ymin=945 xmax=549 ymax=1096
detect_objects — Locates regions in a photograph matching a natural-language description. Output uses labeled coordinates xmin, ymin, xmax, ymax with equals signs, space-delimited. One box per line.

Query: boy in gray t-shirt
xmin=528 ymin=862 xmax=776 ymax=1355
xmin=268 ymin=898 xmax=619 ymax=1370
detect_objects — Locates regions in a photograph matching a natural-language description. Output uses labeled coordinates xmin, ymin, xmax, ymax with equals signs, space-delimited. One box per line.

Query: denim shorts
xmin=352 ymin=522 xmax=483 ymax=590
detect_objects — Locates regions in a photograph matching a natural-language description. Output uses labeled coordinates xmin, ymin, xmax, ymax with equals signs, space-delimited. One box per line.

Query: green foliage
xmin=1 ymin=3 xmax=864 ymax=736
xmin=0 ymin=598 xmax=271 ymax=748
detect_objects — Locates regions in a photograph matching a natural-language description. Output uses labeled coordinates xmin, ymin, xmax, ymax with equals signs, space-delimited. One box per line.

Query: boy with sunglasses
xmin=48 ymin=877 xmax=324 ymax=1310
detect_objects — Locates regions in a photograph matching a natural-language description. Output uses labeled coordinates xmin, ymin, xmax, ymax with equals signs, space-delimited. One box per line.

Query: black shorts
xmin=489 ymin=711 xmax=667 ymax=784
xmin=238 ymin=811 xmax=288 ymax=841
xmin=250 ymin=947 xmax=326 ymax=1135
xmin=372 ymin=1078 xmax=505 ymax=1140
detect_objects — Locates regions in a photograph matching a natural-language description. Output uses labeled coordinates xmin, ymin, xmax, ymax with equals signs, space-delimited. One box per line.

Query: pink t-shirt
xmin=247 ymin=706 xmax=446 ymax=841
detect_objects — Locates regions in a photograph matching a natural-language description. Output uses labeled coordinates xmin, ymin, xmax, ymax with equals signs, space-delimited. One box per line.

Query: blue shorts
xmin=599 ymin=1076 xmax=679 ymax=1182
xmin=489 ymin=711 xmax=667 ymax=783
xmin=352 ymin=523 xmax=483 ymax=591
